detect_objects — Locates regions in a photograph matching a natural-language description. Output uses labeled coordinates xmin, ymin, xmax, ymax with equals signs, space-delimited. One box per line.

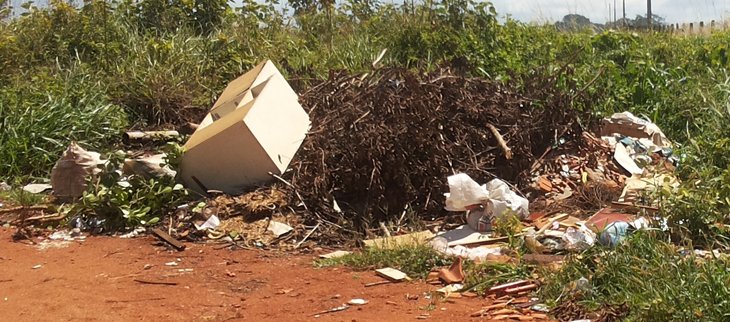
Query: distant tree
xmin=555 ymin=14 xmax=595 ymax=31
xmin=628 ymin=14 xmax=665 ymax=29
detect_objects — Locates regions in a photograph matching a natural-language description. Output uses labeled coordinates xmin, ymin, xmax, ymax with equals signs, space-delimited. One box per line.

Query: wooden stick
xmin=486 ymin=124 xmax=513 ymax=159
xmin=150 ymin=228 xmax=186 ymax=251
xmin=106 ymin=297 xmax=165 ymax=303
xmin=364 ymin=280 xmax=393 ymax=287
xmin=0 ymin=205 xmax=49 ymax=214
xmin=133 ymin=279 xmax=178 ymax=286
xmin=295 ymin=222 xmax=320 ymax=249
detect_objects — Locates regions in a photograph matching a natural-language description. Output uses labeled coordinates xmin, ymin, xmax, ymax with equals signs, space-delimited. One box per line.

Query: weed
xmin=316 ymin=245 xmax=450 ymax=278
xmin=540 ymin=232 xmax=730 ymax=321
xmin=317 ymin=244 xmax=533 ymax=295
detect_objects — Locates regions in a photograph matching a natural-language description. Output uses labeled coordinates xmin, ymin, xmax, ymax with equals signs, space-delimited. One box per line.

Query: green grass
xmin=316 ymin=244 xmax=532 ymax=294
xmin=540 ymin=232 xmax=730 ymax=321
xmin=0 ymin=65 xmax=127 ymax=180
xmin=0 ymin=188 xmax=47 ymax=207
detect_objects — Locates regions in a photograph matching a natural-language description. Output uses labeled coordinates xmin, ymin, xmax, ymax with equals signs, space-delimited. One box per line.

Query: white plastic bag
xmin=444 ymin=173 xmax=529 ymax=232
xmin=444 ymin=173 xmax=490 ymax=211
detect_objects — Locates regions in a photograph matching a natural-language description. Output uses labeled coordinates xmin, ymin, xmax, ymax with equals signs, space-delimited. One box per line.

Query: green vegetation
xmin=3 ymin=0 xmax=730 ymax=318
xmin=316 ymin=245 xmax=531 ymax=294
xmin=540 ymin=232 xmax=730 ymax=321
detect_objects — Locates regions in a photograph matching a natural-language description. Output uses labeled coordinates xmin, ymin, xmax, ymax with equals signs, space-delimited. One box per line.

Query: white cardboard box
xmin=180 ymin=60 xmax=310 ymax=194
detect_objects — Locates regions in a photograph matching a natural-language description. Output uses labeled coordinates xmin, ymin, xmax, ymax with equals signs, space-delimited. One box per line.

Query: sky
xmin=489 ymin=0 xmax=730 ymax=24
xmin=6 ymin=0 xmax=730 ymax=24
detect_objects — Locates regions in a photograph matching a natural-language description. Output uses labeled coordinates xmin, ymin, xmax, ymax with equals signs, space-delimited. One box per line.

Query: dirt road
xmin=0 ymin=228 xmax=491 ymax=321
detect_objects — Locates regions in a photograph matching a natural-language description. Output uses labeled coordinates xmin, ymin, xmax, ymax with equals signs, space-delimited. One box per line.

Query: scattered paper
xmin=195 ymin=215 xmax=220 ymax=231
xmin=267 ymin=220 xmax=293 ymax=237
xmin=22 ymin=183 xmax=52 ymax=194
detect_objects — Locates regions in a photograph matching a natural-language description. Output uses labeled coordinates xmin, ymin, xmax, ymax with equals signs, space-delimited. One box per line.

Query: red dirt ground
xmin=0 ymin=228 xmax=506 ymax=322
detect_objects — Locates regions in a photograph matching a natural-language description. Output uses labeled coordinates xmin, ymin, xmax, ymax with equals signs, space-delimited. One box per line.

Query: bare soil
xmin=0 ymin=228 xmax=493 ymax=322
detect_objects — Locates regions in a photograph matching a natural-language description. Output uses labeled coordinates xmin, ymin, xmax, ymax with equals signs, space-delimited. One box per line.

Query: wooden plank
xmin=151 ymin=228 xmax=186 ymax=251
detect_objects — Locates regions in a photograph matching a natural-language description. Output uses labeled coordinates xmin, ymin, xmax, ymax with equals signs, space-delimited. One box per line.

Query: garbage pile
xmin=287 ymin=67 xmax=586 ymax=226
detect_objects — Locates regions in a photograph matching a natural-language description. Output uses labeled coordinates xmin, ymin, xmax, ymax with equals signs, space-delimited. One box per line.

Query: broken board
xmin=375 ymin=267 xmax=410 ymax=282
xmin=435 ymin=225 xmax=511 ymax=247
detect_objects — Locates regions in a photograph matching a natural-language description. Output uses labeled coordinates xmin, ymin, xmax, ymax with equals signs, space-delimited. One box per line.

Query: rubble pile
xmin=289 ymin=68 xmax=587 ymax=224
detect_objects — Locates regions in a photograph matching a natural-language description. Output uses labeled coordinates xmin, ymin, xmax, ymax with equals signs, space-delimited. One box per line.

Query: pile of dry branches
xmin=286 ymin=68 xmax=589 ymax=229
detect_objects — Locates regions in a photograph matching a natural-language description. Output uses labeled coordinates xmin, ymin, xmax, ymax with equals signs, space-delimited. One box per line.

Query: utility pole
xmin=614 ymin=0 xmax=617 ymax=25
xmin=647 ymin=0 xmax=653 ymax=29
xmin=622 ymin=0 xmax=626 ymax=27
xmin=608 ymin=3 xmax=611 ymax=26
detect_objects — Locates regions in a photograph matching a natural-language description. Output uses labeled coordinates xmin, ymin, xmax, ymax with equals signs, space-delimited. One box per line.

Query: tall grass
xmin=540 ymin=232 xmax=730 ymax=321
xmin=0 ymin=64 xmax=127 ymax=179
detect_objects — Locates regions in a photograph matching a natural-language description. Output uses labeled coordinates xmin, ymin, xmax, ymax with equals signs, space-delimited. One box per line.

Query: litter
xmin=347 ymin=298 xmax=368 ymax=305
xmin=434 ymin=225 xmax=510 ymax=247
xmin=445 ymin=173 xmax=528 ymax=232
xmin=435 ymin=283 xmax=463 ymax=296
xmin=50 ymin=142 xmax=103 ymax=198
xmin=313 ymin=304 xmax=349 ymax=317
xmin=601 ymin=112 xmax=671 ymax=149
xmin=122 ymin=154 xmax=176 ymax=179
xmin=375 ymin=267 xmax=410 ymax=282
xmin=319 ymin=250 xmax=352 ymax=259
xmin=151 ymin=228 xmax=186 ymax=251
xmin=32 ymin=265 xmax=42 ymax=269
xmin=437 ymin=257 xmax=465 ymax=284
xmin=266 ymin=220 xmax=293 ymax=237
xmin=22 ymin=183 xmax=52 ymax=194
xmin=194 ymin=215 xmax=220 ymax=231
xmin=561 ymin=225 xmax=596 ymax=251
xmin=119 ymin=227 xmax=146 ymax=239
xmin=180 ymin=60 xmax=310 ymax=194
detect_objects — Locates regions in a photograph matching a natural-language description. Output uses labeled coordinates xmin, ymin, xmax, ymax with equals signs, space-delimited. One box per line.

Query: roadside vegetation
xmin=2 ymin=0 xmax=730 ymax=320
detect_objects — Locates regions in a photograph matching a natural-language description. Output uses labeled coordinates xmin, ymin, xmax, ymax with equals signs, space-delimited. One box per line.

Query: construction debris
xmin=375 ymin=267 xmax=410 ymax=282
xmin=437 ymin=257 xmax=465 ymax=284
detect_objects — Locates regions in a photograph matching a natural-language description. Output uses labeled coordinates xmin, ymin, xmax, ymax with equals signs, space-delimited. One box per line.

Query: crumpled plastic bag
xmin=444 ymin=173 xmax=529 ymax=232
xmin=51 ymin=142 xmax=103 ymax=198
xmin=444 ymin=173 xmax=528 ymax=217
xmin=562 ymin=224 xmax=596 ymax=251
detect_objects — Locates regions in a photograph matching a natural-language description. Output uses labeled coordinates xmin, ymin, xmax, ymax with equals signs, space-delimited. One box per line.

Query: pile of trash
xmin=287 ymin=67 xmax=586 ymax=226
